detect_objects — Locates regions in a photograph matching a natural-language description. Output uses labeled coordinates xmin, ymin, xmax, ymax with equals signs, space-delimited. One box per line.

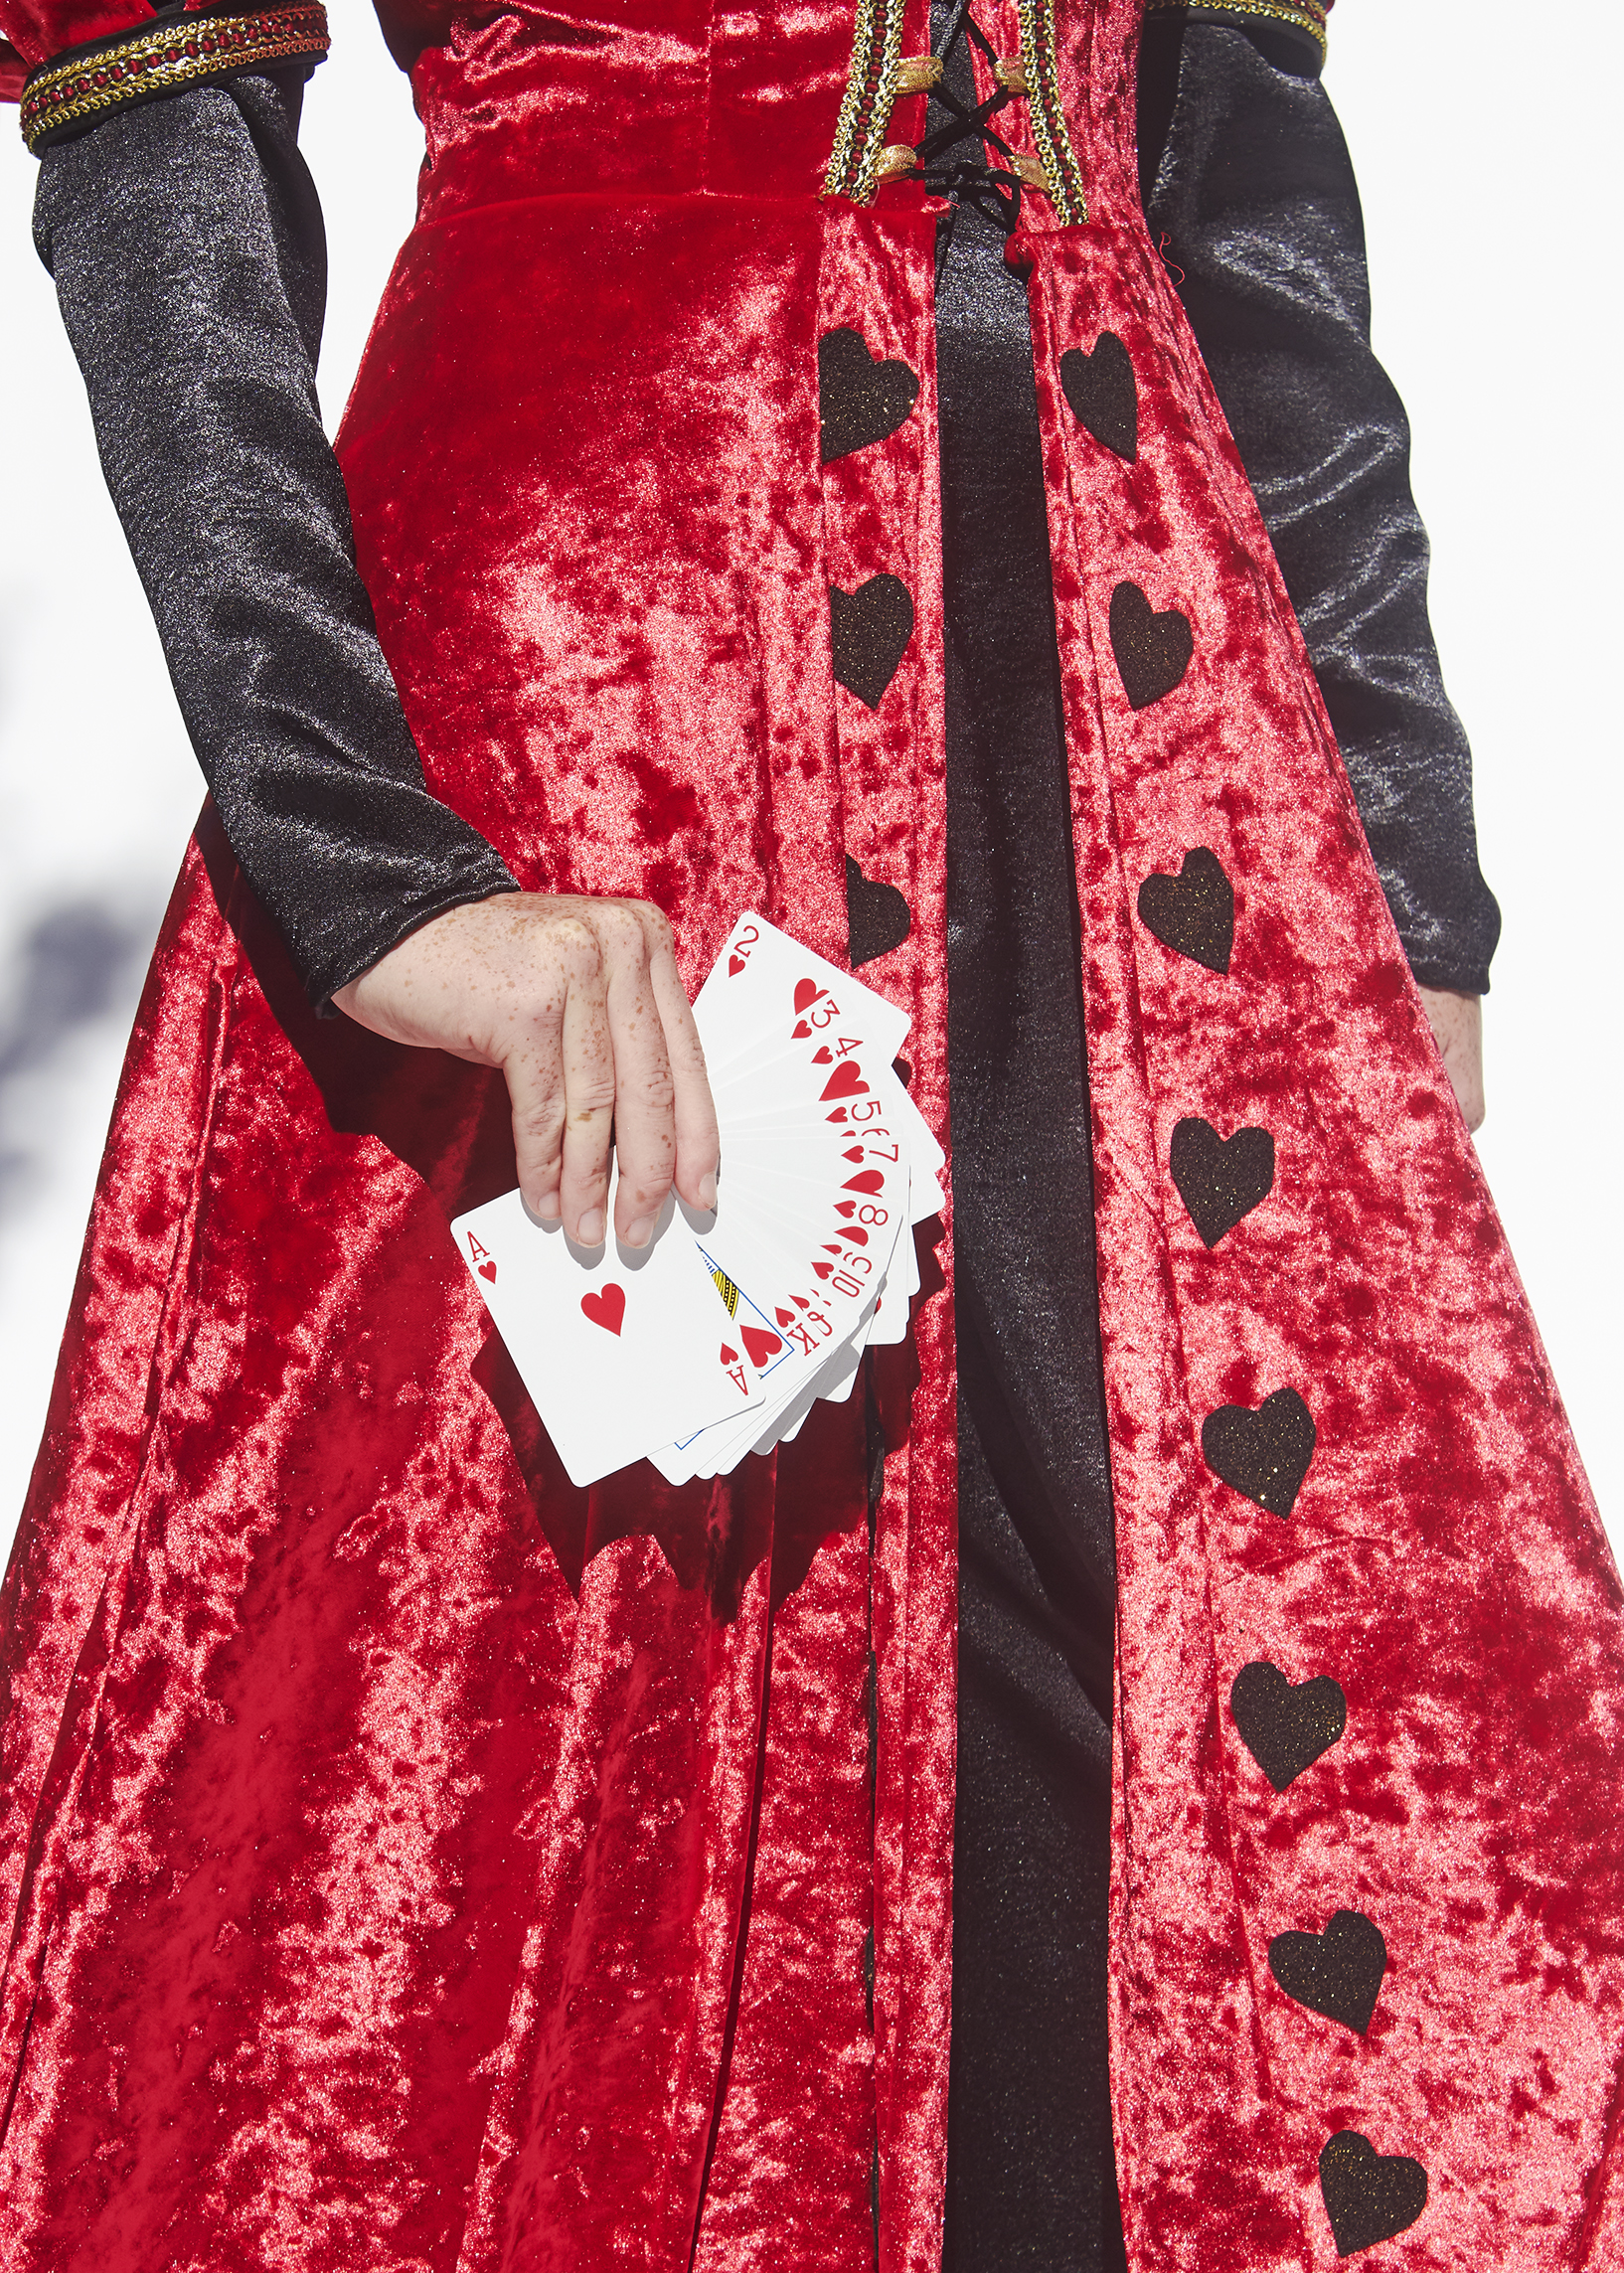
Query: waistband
xmin=21 ymin=0 xmax=328 ymax=152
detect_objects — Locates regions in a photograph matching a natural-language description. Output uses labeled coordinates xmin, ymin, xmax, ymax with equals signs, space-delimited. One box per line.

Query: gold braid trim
xmin=21 ymin=4 xmax=330 ymax=153
xmin=1015 ymin=0 xmax=1087 ymax=225
xmin=821 ymin=0 xmax=908 ymax=204
xmin=1142 ymin=0 xmax=1328 ymax=59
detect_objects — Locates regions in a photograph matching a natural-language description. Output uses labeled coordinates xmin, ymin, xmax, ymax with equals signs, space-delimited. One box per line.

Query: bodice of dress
xmin=400 ymin=0 xmax=1140 ymax=231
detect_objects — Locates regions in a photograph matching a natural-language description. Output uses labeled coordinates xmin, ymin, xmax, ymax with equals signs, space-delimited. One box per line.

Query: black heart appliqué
xmin=1269 ymin=1909 xmax=1387 ymax=2034
xmin=1202 ymin=1386 xmax=1316 ymax=1518
xmin=1109 ymin=580 xmax=1193 ymax=710
xmin=831 ymin=575 xmax=914 ymax=710
xmin=1059 ymin=332 xmax=1137 ymax=461
xmin=1137 ymin=847 xmax=1233 ymax=975
xmin=819 ymin=328 xmax=920 ymax=464
xmin=1170 ymin=1117 xmax=1275 ymax=1247
xmin=847 ymin=856 xmax=911 ymax=966
xmin=1230 ymin=1661 xmax=1347 ymax=1792
xmin=1319 ymin=2132 xmax=1428 ymax=2255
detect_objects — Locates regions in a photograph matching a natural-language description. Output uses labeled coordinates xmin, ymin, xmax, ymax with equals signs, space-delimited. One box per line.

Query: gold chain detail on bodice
xmin=1013 ymin=0 xmax=1086 ymax=222
xmin=822 ymin=0 xmax=911 ymax=202
xmin=824 ymin=0 xmax=1085 ymax=219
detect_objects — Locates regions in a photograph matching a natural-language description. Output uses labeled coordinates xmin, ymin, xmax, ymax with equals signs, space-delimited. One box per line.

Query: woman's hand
xmin=1417 ymin=985 xmax=1485 ymax=1133
xmin=333 ymin=893 xmax=720 ymax=1247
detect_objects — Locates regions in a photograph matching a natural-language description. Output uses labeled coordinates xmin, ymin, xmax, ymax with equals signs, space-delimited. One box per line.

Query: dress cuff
xmin=1142 ymin=0 xmax=1329 ymax=77
xmin=15 ymin=0 xmax=327 ymax=149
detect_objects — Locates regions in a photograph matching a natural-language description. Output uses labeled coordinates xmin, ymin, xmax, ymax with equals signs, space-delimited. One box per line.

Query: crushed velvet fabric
xmin=32 ymin=73 xmax=518 ymax=1011
xmin=1 ymin=3 xmax=1622 ymax=2272
xmin=1141 ymin=14 xmax=1502 ymax=994
xmin=18 ymin=14 xmax=1493 ymax=1016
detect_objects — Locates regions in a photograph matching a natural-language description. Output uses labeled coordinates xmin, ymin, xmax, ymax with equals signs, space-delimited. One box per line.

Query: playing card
xmin=452 ymin=1181 xmax=756 ymax=1489
xmin=459 ymin=910 xmax=932 ymax=1493
xmin=721 ymin=1053 xmax=943 ymax=1185
xmin=700 ymin=1129 xmax=907 ymax=1354
xmin=657 ymin=1289 xmax=879 ymax=1481
xmin=696 ymin=911 xmax=911 ymax=1081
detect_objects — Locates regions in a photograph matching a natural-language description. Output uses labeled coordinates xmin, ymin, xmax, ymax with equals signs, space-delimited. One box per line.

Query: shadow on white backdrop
xmin=0 ymin=0 xmax=1618 ymax=1561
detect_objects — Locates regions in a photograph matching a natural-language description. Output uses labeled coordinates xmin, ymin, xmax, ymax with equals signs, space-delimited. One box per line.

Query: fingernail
xmin=535 ymin=1192 xmax=562 ymax=1221
xmin=578 ymin=1210 xmax=604 ymax=1245
xmin=698 ymin=1173 xmax=718 ymax=1212
xmin=624 ymin=1216 xmax=656 ymax=1250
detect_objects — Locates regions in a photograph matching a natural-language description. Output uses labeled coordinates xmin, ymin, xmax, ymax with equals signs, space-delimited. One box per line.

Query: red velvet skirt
xmin=3 ymin=1 xmax=1623 ymax=2266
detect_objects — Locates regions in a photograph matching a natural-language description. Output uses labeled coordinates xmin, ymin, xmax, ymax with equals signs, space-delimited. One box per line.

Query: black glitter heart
xmin=1059 ymin=332 xmax=1137 ymax=460
xmin=1203 ymin=1387 xmax=1316 ymax=1518
xmin=1319 ymin=2132 xmax=1428 ymax=2255
xmin=1269 ymin=1909 xmax=1387 ymax=2034
xmin=819 ymin=328 xmax=920 ymax=464
xmin=1137 ymin=847 xmax=1233 ymax=974
xmin=1170 ymin=1117 xmax=1274 ymax=1247
xmin=830 ymin=575 xmax=914 ymax=709
xmin=1230 ymin=1661 xmax=1347 ymax=1792
xmin=1109 ymin=580 xmax=1193 ymax=710
xmin=846 ymin=856 xmax=911 ymax=967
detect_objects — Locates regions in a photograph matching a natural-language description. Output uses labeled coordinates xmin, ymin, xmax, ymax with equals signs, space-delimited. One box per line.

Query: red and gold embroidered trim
xmin=21 ymin=4 xmax=330 ymax=153
xmin=1014 ymin=0 xmax=1086 ymax=224
xmin=822 ymin=0 xmax=909 ymax=203
xmin=1142 ymin=0 xmax=1329 ymax=60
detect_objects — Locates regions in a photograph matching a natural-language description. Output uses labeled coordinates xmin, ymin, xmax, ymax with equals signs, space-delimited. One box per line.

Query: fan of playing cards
xmin=451 ymin=912 xmax=943 ymax=1487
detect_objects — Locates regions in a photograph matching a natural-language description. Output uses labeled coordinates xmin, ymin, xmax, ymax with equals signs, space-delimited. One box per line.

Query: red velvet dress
xmin=2 ymin=0 xmax=1623 ymax=2267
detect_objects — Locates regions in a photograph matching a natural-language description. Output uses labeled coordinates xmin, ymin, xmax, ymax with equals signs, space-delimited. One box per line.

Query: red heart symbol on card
xmin=775 ymin=1306 xmax=795 ymax=1328
xmin=826 ymin=1107 xmax=848 ymax=1123
xmin=721 ymin=1343 xmax=738 ymax=1365
xmin=580 ymin=1284 xmax=626 ymax=1336
xmin=812 ymin=1046 xmax=834 ymax=1064
xmin=843 ymin=1147 xmax=864 ymax=1163
xmin=793 ymin=1020 xmax=812 ymax=1040
xmin=729 ymin=953 xmax=746 ymax=976
xmin=843 ymin=1169 xmax=886 ymax=1195
xmin=793 ymin=979 xmax=824 ymax=1013
xmin=835 ymin=1202 xmax=857 ymax=1218
xmin=812 ymin=1261 xmax=832 ymax=1280
xmin=792 ymin=1296 xmax=810 ymax=1310
xmin=478 ymin=1259 xmax=497 ymax=1283
xmin=821 ymin=1061 xmax=869 ymax=1102
xmin=839 ymin=1222 xmax=869 ymax=1244
xmin=823 ymin=1243 xmax=843 ymax=1254
xmin=744 ymin=1325 xmax=785 ymax=1366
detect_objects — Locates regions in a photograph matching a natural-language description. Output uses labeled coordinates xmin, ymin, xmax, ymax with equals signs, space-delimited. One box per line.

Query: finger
xmin=599 ymin=907 xmax=678 ymax=1247
xmin=502 ymin=1034 xmax=568 ymax=1220
xmin=490 ymin=930 xmax=569 ymax=1218
xmin=641 ymin=912 xmax=720 ymax=1212
xmin=557 ymin=929 xmax=616 ymax=1245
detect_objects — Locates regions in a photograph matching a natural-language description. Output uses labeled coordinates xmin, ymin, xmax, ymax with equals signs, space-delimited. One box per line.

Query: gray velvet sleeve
xmin=1141 ymin=19 xmax=1501 ymax=996
xmin=32 ymin=71 xmax=518 ymax=1012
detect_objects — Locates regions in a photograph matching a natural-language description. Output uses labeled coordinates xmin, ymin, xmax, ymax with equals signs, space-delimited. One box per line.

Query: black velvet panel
xmin=33 ymin=75 xmax=517 ymax=1012
xmin=931 ymin=15 xmax=1123 ymax=2252
xmin=1142 ymin=20 xmax=1502 ymax=996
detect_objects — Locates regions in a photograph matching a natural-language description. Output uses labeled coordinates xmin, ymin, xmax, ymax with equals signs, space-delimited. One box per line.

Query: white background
xmin=0 ymin=0 xmax=1618 ymax=1561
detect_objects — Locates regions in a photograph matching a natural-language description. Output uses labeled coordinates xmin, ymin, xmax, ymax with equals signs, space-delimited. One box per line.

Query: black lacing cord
xmin=912 ymin=0 xmax=1025 ymax=234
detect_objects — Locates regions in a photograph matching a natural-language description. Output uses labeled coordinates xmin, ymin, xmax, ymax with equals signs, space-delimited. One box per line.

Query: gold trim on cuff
xmin=21 ymin=4 xmax=331 ymax=153
xmin=1142 ymin=0 xmax=1329 ymax=60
